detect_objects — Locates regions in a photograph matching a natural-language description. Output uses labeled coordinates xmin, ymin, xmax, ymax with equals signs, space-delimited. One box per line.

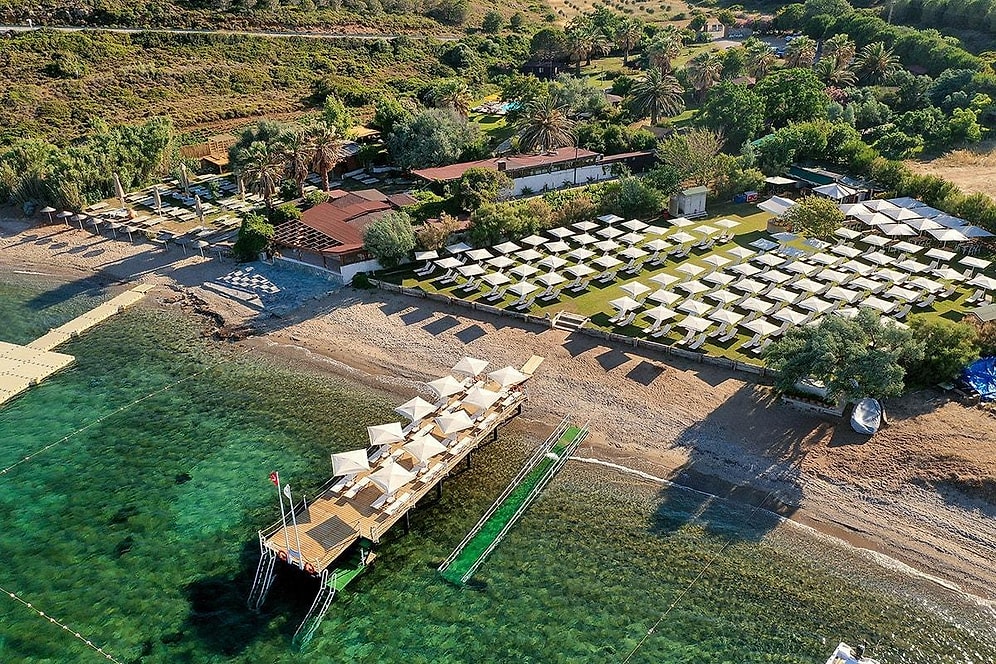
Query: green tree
xmin=279 ymin=129 xmax=314 ymax=197
xmin=615 ymin=17 xmax=644 ymax=67
xmin=696 ymin=82 xmax=764 ymax=149
xmin=307 ymin=123 xmax=347 ymax=192
xmin=686 ymin=51 xmax=723 ymax=100
xmin=744 ymin=37 xmax=776 ymax=79
xmin=656 ymin=128 xmax=727 ymax=187
xmin=482 ymin=10 xmax=504 ymax=34
xmin=904 ymin=316 xmax=979 ymax=387
xmin=428 ymin=0 xmax=470 ymax=24
xmin=764 ymin=309 xmax=924 ymax=401
xmin=781 ymin=195 xmax=845 ymax=239
xmin=755 ymin=68 xmax=830 ymax=128
xmin=530 ymin=27 xmax=568 ymax=66
xmin=948 ymin=107 xmax=983 ymax=143
xmin=468 ymin=202 xmax=512 ymax=246
xmin=646 ymin=27 xmax=684 ymax=73
xmin=855 ymin=41 xmax=901 ymax=85
xmin=387 ymin=108 xmax=482 ymax=170
xmin=784 ymin=36 xmax=817 ymax=69
xmin=517 ymin=95 xmax=576 ymax=152
xmin=431 ymin=79 xmax=473 ymax=118
xmin=456 ymin=167 xmax=513 ymax=212
xmin=229 ymin=120 xmax=290 ymax=175
xmin=630 ymin=68 xmax=685 ymax=125
xmin=232 ymin=213 xmax=274 ymax=262
xmin=363 ymin=211 xmax=416 ymax=267
xmin=239 ymin=141 xmax=284 ymax=209
xmin=322 ymin=95 xmax=355 ymax=138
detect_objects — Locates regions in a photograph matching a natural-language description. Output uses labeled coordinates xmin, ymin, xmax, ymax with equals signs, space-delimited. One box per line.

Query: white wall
xmin=512 ymin=163 xmax=616 ymax=196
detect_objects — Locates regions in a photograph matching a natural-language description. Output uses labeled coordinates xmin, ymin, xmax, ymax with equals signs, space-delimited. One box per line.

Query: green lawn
xmin=388 ymin=203 xmax=984 ymax=364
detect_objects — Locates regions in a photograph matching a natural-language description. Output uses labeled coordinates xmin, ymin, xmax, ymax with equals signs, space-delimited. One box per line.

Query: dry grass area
xmin=909 ymin=141 xmax=996 ymax=199
xmin=546 ymin=0 xmax=692 ymax=25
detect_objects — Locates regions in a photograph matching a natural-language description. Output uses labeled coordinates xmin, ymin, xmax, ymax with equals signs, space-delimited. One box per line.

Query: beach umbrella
xmin=595 ymin=239 xmax=622 ymax=253
xmin=152 ymin=185 xmax=163 ymax=216
xmin=886 ymin=285 xmax=919 ymax=302
xmin=622 ymin=219 xmax=649 ymax=232
xmin=649 ymin=272 xmax=678 ymax=288
xmin=113 ymin=172 xmax=127 ymax=210
xmin=487 ymin=256 xmax=515 ymax=271
xmin=621 ymin=282 xmax=651 ymax=299
xmin=714 ymin=218 xmax=739 ymax=231
xmin=729 ymin=262 xmax=762 ymax=277
xmin=896 ymin=259 xmax=929 ymax=273
xmin=705 ymin=289 xmax=739 ymax=306
xmin=597 ymin=226 xmax=624 ymax=239
xmin=619 ymin=246 xmax=648 ymax=261
xmin=928 ymin=228 xmax=968 ymax=243
xmin=395 ymin=396 xmax=436 ymax=422
xmin=237 ymin=176 xmax=246 ymax=201
xmin=753 ymin=252 xmax=785 ymax=268
xmin=463 ymin=386 xmax=502 ymax=412
xmin=644 ymin=305 xmax=677 ymax=322
xmin=767 ymin=287 xmax=797 ymax=304
xmin=516 ymin=248 xmax=544 ymax=262
xmin=194 ymin=195 xmax=205 ymax=223
xmin=670 ymin=216 xmax=695 ymax=228
xmin=446 ymin=242 xmax=472 ymax=254
xmin=573 ymin=220 xmax=599 ymax=232
xmin=56 ymin=210 xmax=74 ymax=228
xmin=703 ymin=272 xmax=735 ymax=288
xmin=908 ymin=277 xmax=943 ymax=293
xmin=618 ymin=232 xmax=645 ymax=245
xmin=731 ymin=278 xmax=766 ymax=295
xmin=925 ymin=248 xmax=956 ymax=262
xmin=70 ymin=214 xmax=86 ymax=229
xmin=481 ymin=272 xmax=511 ymax=287
xmin=808 ymin=252 xmax=838 ymax=266
xmin=678 ymin=299 xmax=711 ymax=316
xmin=369 ymin=460 xmax=416 ymax=496
xmin=488 ymin=365 xmax=527 ymax=388
xmin=545 ymin=240 xmax=571 ymax=254
xmin=793 ymin=278 xmax=823 ymax=293
xmin=457 ymin=264 xmax=485 ymax=278
xmin=677 ymin=263 xmax=705 ymax=278
xmin=536 ymin=272 xmax=566 ymax=287
xmin=740 ymin=318 xmax=780 ymax=336
xmin=710 ymin=309 xmax=743 ymax=326
xmin=676 ymin=280 xmax=708 ymax=295
xmin=367 ymin=422 xmax=404 ymax=447
xmin=426 ymin=375 xmax=464 ymax=399
xmin=932 ymin=267 xmax=965 ymax=281
xmin=548 ymin=226 xmax=574 ymax=239
xmin=598 ymin=214 xmax=624 ymax=224
xmin=40 ymin=206 xmax=56 ymax=224
xmin=510 ymin=264 xmax=539 ymax=280
xmin=521 ymin=234 xmax=546 ymax=247
xmin=702 ymin=254 xmax=731 ymax=269
xmin=332 ymin=449 xmax=370 ymax=476
xmin=403 ymin=434 xmax=447 ymax=463
xmin=435 ymin=410 xmax=475 ymax=436
xmin=493 ymin=241 xmax=521 ymax=255
xmin=538 ymin=255 xmax=567 ymax=271
xmin=435 ymin=256 xmax=463 ymax=270
xmin=739 ymin=297 xmax=774 ymax=313
xmin=879 ymin=222 xmax=916 ymax=237
xmin=609 ymin=296 xmax=642 ymax=314
xmin=773 ymin=308 xmax=808 ymax=325
xmin=506 ymin=281 xmax=539 ymax=297
xmin=647 ymin=289 xmax=681 ymax=305
xmin=566 ymin=264 xmax=597 ymax=278
xmin=905 ymin=218 xmax=941 ymax=232
xmin=644 ymin=239 xmax=671 ymax=253
xmin=179 ymin=163 xmax=190 ymax=195
xmin=678 ymin=315 xmax=712 ymax=332
xmin=798 ymin=296 xmax=834 ymax=313
xmin=968 ymin=275 xmax=996 ymax=290
xmin=453 ymin=356 xmax=489 ymax=377
xmin=593 ymin=255 xmax=623 ymax=270
xmin=670 ymin=231 xmax=696 ymax=244
xmin=465 ymin=248 xmax=493 ymax=262
xmin=864 ymin=251 xmax=892 ymax=266
xmin=891 ymin=240 xmax=923 ymax=254
xmin=573 ymin=232 xmax=599 ymax=246
xmin=566 ymin=247 xmax=595 ymax=262
xmin=415 ymin=250 xmax=439 ymax=262
xmin=758 ymin=269 xmax=792 ymax=283
xmin=960 ymin=256 xmax=992 ymax=270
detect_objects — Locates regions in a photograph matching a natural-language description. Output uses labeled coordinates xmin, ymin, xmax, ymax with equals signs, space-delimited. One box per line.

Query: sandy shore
xmin=4 ymin=217 xmax=996 ymax=607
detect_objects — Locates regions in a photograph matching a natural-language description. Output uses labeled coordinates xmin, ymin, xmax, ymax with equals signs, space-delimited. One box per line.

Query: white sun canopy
xmin=332 ymin=449 xmax=370 ymax=476
xmin=435 ymin=410 xmax=475 ymax=436
xmin=426 ymin=375 xmax=464 ymax=399
xmin=395 ymin=396 xmax=437 ymax=422
xmin=369 ymin=460 xmax=416 ymax=495
xmin=452 ymin=356 xmax=488 ymax=377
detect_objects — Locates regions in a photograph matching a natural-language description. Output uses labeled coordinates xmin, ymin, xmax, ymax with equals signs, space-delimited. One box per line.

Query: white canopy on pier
xmin=331 ymin=449 xmax=370 ymax=476
xmin=369 ymin=460 xmax=416 ymax=495
xmin=367 ymin=422 xmax=404 ymax=447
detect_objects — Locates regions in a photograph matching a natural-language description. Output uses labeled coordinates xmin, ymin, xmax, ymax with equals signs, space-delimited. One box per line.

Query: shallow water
xmin=0 ymin=271 xmax=994 ymax=663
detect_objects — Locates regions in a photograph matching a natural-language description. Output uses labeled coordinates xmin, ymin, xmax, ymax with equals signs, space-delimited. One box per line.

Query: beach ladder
xmin=438 ymin=415 xmax=588 ymax=585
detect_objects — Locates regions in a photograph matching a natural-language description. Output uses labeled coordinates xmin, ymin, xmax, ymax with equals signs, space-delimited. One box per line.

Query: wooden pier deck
xmin=261 ymin=357 xmax=544 ymax=574
xmin=0 ymin=284 xmax=153 ymax=406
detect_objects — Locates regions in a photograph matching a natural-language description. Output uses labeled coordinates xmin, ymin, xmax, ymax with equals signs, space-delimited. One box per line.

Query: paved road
xmin=0 ymin=23 xmax=458 ymax=40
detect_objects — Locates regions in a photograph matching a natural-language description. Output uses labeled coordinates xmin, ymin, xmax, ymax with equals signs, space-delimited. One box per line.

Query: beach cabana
xmin=367 ymin=422 xmax=404 ymax=447
xmin=426 ymin=375 xmax=464 ymax=399
xmin=488 ymin=366 xmax=527 ymax=388
xmin=453 ymin=356 xmax=488 ymax=378
xmin=332 ymin=449 xmax=371 ymax=477
xmin=395 ymin=396 xmax=437 ymax=422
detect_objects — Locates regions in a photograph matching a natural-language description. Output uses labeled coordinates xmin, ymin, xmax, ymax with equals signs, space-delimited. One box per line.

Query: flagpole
xmin=284 ymin=484 xmax=305 ymax=571
xmin=273 ymin=473 xmax=292 ymax=565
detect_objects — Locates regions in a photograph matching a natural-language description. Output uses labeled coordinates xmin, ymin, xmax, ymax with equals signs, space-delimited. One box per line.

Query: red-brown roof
xmin=273 ymin=191 xmax=399 ymax=254
xmin=412 ymin=147 xmax=600 ymax=183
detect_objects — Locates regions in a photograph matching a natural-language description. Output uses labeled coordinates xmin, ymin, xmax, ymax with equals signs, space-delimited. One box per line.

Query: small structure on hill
xmin=669 ymin=185 xmax=709 ymax=219
xmin=179 ymin=134 xmax=236 ymax=174
xmin=699 ymin=17 xmax=726 ymax=39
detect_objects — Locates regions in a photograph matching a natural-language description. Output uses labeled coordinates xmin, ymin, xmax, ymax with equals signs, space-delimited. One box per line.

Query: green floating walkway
xmin=439 ymin=418 xmax=587 ymax=585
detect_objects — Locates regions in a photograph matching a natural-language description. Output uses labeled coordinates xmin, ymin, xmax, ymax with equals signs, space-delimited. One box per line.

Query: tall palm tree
xmin=615 ymin=17 xmax=644 ymax=67
xmin=517 ymin=96 xmax=576 ymax=153
xmin=686 ymin=51 xmax=723 ymax=100
xmin=814 ymin=57 xmax=857 ymax=86
xmin=630 ymin=68 xmax=685 ymax=125
xmin=855 ymin=41 xmax=901 ymax=84
xmin=823 ymin=33 xmax=856 ymax=71
xmin=567 ymin=18 xmax=610 ymax=73
xmin=239 ymin=141 xmax=283 ymax=209
xmin=784 ymin=36 xmax=817 ymax=69
xmin=279 ymin=129 xmax=314 ymax=198
xmin=307 ymin=123 xmax=347 ymax=192
xmin=745 ymin=41 xmax=776 ymax=79
xmin=647 ymin=27 xmax=683 ymax=73
xmin=434 ymin=81 xmax=472 ymax=118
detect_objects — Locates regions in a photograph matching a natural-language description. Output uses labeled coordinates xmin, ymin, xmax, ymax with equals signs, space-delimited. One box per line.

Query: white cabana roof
xmin=426 ymin=375 xmax=464 ymax=399
xmin=369 ymin=460 xmax=417 ymax=495
xmin=757 ymin=195 xmax=796 ymax=216
xmin=367 ymin=422 xmax=404 ymax=447
xmin=395 ymin=396 xmax=437 ymax=422
xmin=488 ymin=366 xmax=527 ymax=388
xmin=453 ymin=356 xmax=488 ymax=377
xmin=332 ymin=449 xmax=371 ymax=476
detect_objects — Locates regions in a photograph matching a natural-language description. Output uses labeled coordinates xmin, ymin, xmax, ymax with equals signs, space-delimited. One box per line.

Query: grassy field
xmin=387 ymin=202 xmax=982 ymax=363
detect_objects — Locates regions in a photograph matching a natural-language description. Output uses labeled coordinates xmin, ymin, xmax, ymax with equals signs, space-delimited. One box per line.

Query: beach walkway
xmin=439 ymin=418 xmax=587 ymax=585
xmin=0 ymin=284 xmax=154 ymax=406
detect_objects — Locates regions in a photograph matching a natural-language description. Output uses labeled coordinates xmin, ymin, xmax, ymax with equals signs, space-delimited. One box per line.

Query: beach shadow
xmin=24 ymin=276 xmax=109 ymax=311
xmin=423 ymin=315 xmax=461 ymax=336
xmin=626 ymin=360 xmax=663 ymax=386
xmin=82 ymin=248 xmax=106 ymax=258
xmin=455 ymin=324 xmax=487 ymax=344
xmin=400 ymin=308 xmax=434 ymax=326
xmin=595 ymin=347 xmax=630 ymax=372
xmin=378 ymin=299 xmax=409 ymax=316
xmin=562 ymin=334 xmax=600 ymax=358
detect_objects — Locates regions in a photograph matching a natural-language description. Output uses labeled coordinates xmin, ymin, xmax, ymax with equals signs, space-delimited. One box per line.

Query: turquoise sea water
xmin=0 ymin=270 xmax=994 ymax=663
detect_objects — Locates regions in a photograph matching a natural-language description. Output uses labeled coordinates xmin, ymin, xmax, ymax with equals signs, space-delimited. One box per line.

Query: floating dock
xmin=439 ymin=417 xmax=587 ymax=585
xmin=249 ymin=356 xmax=545 ymax=647
xmin=0 ymin=284 xmax=154 ymax=406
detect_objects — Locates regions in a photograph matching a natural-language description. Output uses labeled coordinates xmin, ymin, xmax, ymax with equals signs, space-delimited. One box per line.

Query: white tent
xmin=369 ymin=460 xmax=416 ymax=495
xmin=403 ymin=434 xmax=448 ymax=463
xmin=367 ymin=422 xmax=404 ymax=447
xmin=395 ymin=396 xmax=436 ymax=422
xmin=488 ymin=366 xmax=527 ymax=388
xmin=453 ymin=356 xmax=489 ymax=377
xmin=426 ymin=375 xmax=464 ymax=399
xmin=463 ymin=386 xmax=502 ymax=411
xmin=435 ymin=410 xmax=475 ymax=436
xmin=332 ymin=449 xmax=370 ymax=476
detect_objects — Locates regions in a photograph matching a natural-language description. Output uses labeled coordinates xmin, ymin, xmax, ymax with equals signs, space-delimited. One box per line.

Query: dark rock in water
xmin=115 ymin=536 xmax=134 ymax=557
xmin=175 ymin=472 xmax=192 ymax=485
xmin=110 ymin=505 xmax=139 ymax=524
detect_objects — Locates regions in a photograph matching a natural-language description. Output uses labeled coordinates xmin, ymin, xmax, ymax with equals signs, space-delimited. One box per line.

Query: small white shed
xmin=669 ymin=186 xmax=708 ymax=219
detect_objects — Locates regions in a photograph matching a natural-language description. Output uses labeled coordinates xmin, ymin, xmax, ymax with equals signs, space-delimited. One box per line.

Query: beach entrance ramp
xmin=438 ymin=416 xmax=587 ymax=586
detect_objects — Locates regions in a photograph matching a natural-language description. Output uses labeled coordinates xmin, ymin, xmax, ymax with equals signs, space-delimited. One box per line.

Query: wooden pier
xmin=0 ymin=284 xmax=154 ymax=406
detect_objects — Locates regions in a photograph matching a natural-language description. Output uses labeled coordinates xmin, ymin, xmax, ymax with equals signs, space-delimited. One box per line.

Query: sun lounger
xmin=512 ymin=296 xmax=536 ymax=311
xmin=739 ymin=332 xmax=761 ymax=349
xmin=650 ymin=323 xmax=673 ymax=338
xmin=371 ymin=493 xmax=392 ymax=510
xmin=676 ymin=329 xmax=695 ymax=345
xmin=384 ymin=492 xmax=412 ymax=516
xmin=344 ymin=476 xmax=371 ymax=499
xmin=895 ymin=303 xmax=912 ymax=319
xmin=967 ymin=289 xmax=984 ymax=303
xmin=615 ymin=312 xmax=636 ymax=327
xmin=688 ymin=333 xmax=707 ymax=350
xmin=752 ymin=338 xmax=773 ymax=355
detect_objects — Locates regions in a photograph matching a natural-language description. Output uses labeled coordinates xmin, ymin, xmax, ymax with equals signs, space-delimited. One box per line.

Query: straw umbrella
xmin=194 ymin=195 xmax=205 ymax=224
xmin=40 ymin=206 xmax=56 ymax=224
xmin=114 ymin=172 xmax=127 ymax=210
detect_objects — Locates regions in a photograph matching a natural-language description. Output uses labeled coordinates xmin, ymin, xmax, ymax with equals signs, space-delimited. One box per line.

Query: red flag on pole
xmin=269 ymin=471 xmax=279 ymax=486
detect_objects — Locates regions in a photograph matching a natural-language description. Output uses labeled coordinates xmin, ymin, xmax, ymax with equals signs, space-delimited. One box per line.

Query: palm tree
xmin=567 ymin=18 xmax=610 ymax=73
xmin=745 ymin=41 xmax=776 ymax=79
xmin=307 ymin=123 xmax=347 ymax=192
xmin=630 ymin=68 xmax=685 ymax=125
xmin=517 ymin=96 xmax=576 ymax=153
xmin=279 ymin=129 xmax=314 ymax=198
xmin=823 ymin=34 xmax=856 ymax=71
xmin=615 ymin=17 xmax=644 ymax=67
xmin=239 ymin=141 xmax=283 ymax=209
xmin=855 ymin=41 xmax=900 ymax=84
xmin=784 ymin=36 xmax=817 ymax=69
xmin=814 ymin=57 xmax=857 ymax=86
xmin=434 ymin=81 xmax=472 ymax=118
xmin=647 ymin=27 xmax=683 ymax=73
xmin=686 ymin=51 xmax=723 ymax=100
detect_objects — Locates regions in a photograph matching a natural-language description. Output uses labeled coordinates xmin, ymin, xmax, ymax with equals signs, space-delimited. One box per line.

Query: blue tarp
xmin=963 ymin=357 xmax=996 ymax=401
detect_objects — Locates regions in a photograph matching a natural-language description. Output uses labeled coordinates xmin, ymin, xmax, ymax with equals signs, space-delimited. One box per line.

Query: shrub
xmin=363 ymin=211 xmax=416 ymax=267
xmin=269 ymin=202 xmax=302 ymax=225
xmin=904 ymin=316 xmax=979 ymax=387
xmin=232 ymin=213 xmax=274 ymax=262
xmin=303 ymin=190 xmax=330 ymax=209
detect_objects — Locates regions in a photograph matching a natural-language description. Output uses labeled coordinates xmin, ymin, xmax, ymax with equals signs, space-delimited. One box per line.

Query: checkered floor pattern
xmin=217 ymin=267 xmax=280 ymax=295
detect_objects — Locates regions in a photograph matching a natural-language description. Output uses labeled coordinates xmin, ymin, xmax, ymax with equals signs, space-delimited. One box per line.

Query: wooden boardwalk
xmin=0 ymin=284 xmax=153 ymax=406
xmin=261 ymin=357 xmax=543 ymax=574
